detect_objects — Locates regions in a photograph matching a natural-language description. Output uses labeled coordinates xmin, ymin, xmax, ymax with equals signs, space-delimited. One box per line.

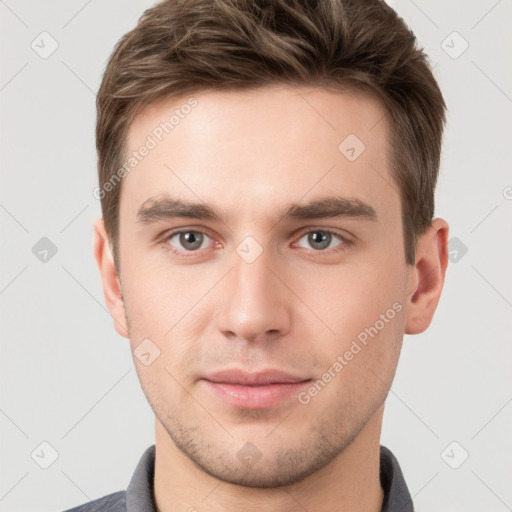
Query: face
xmin=102 ymin=85 xmax=418 ymax=486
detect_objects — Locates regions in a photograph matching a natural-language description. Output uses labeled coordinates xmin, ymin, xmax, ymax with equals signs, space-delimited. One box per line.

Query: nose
xmin=216 ymin=244 xmax=292 ymax=344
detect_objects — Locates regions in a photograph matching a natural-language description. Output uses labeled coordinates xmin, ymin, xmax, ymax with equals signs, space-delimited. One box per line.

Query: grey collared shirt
xmin=63 ymin=444 xmax=413 ymax=512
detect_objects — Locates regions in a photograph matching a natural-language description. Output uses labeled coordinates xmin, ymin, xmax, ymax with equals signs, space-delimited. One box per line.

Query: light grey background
xmin=1 ymin=1 xmax=511 ymax=511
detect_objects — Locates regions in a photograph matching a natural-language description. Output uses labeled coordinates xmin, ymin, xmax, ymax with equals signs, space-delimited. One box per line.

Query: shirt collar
xmin=379 ymin=445 xmax=414 ymax=512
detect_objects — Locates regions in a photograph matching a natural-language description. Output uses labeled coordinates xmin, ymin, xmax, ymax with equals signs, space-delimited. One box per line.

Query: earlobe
xmin=404 ymin=217 xmax=449 ymax=335
xmin=93 ymin=217 xmax=129 ymax=338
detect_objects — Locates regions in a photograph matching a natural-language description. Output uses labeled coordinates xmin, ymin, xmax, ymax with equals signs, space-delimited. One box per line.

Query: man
xmin=67 ymin=0 xmax=449 ymax=510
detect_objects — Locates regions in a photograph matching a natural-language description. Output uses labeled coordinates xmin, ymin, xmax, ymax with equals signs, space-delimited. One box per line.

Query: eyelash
xmin=158 ymin=228 xmax=353 ymax=257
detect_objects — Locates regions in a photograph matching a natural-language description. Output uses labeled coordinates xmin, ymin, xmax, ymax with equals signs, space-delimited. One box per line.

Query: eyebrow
xmin=136 ymin=195 xmax=378 ymax=225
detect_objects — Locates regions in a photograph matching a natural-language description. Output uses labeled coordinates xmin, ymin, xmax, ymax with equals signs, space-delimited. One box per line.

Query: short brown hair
xmin=96 ymin=0 xmax=446 ymax=271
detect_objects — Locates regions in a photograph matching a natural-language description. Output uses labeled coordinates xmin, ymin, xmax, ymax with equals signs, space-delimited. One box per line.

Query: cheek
xmin=121 ymin=253 xmax=193 ymax=331
xmin=294 ymin=256 xmax=407 ymax=365
xmin=121 ymin=262 xmax=205 ymax=375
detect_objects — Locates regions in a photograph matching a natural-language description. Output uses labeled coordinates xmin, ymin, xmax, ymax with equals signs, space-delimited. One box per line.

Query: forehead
xmin=121 ymin=85 xmax=397 ymax=227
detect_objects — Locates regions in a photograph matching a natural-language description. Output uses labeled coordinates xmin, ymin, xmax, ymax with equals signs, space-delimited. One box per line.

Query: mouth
xmin=202 ymin=369 xmax=312 ymax=409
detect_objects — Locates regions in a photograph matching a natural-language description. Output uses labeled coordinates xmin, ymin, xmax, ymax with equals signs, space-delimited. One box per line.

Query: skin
xmin=94 ymin=85 xmax=449 ymax=512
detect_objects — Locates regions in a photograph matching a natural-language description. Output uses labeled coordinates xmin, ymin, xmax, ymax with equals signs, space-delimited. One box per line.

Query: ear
xmin=405 ymin=217 xmax=449 ymax=335
xmin=93 ymin=217 xmax=129 ymax=338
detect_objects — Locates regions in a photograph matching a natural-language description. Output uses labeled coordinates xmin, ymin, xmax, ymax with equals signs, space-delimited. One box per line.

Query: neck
xmin=153 ymin=405 xmax=385 ymax=512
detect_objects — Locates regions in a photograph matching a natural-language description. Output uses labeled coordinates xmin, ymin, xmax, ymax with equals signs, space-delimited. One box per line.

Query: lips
xmin=202 ymin=369 xmax=312 ymax=409
xmin=203 ymin=369 xmax=310 ymax=386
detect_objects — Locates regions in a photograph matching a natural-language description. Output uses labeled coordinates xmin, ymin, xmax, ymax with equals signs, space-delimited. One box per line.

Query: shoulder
xmin=60 ymin=490 xmax=126 ymax=512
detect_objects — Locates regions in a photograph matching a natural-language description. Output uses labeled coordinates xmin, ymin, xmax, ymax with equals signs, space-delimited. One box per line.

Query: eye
xmin=159 ymin=228 xmax=352 ymax=256
xmin=295 ymin=229 xmax=350 ymax=252
xmin=165 ymin=230 xmax=213 ymax=252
